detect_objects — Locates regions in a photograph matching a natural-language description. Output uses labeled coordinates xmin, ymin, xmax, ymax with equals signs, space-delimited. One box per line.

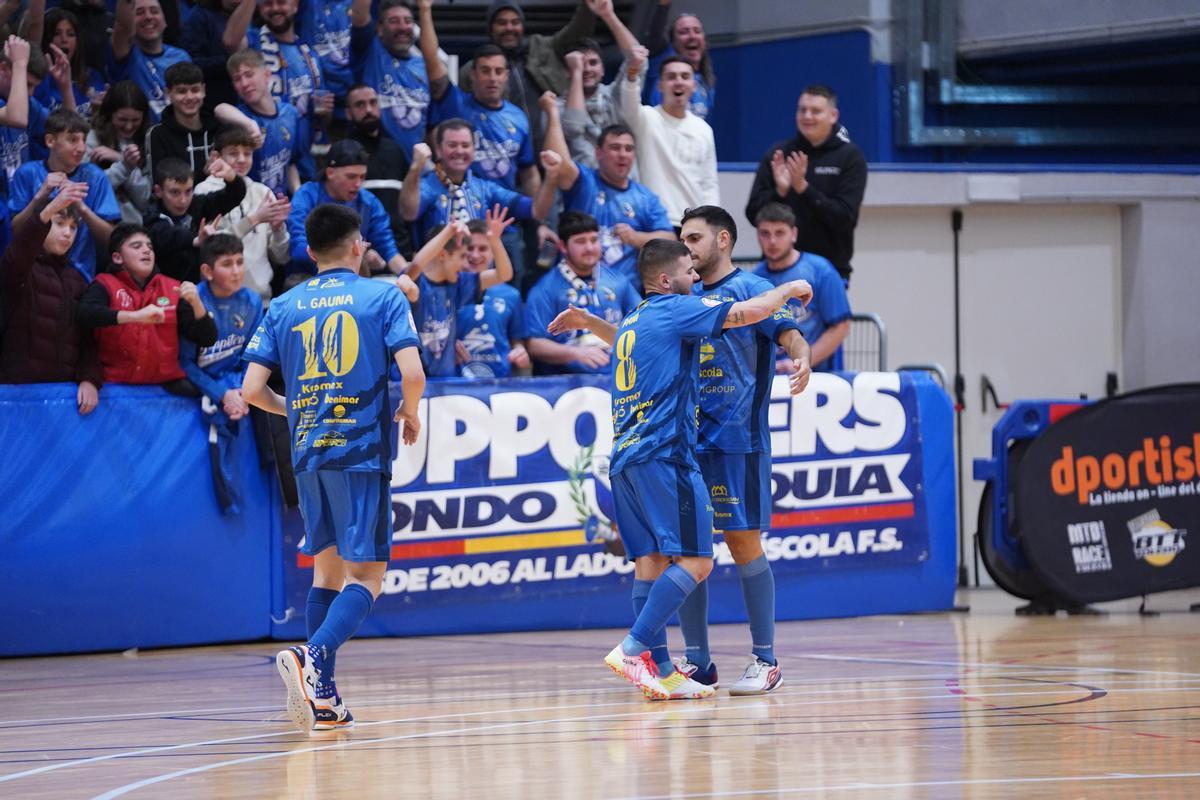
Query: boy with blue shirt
xmin=408 ymin=206 xmax=513 ymax=378
xmin=541 ymin=94 xmax=673 ymax=290
xmin=547 ymin=238 xmax=812 ymax=700
xmin=0 ymin=36 xmax=38 ymax=194
xmin=456 ymin=218 xmax=528 ymax=377
xmin=109 ymin=0 xmax=191 ymax=121
xmin=351 ymin=0 xmax=429 ymax=155
xmin=180 ymin=233 xmax=263 ymax=513
xmin=525 ymin=210 xmax=640 ymax=376
xmin=399 ymin=118 xmax=558 ymax=248
xmin=243 ymin=203 xmax=425 ymax=732
xmin=9 ymin=109 xmax=120 ymax=281
xmin=223 ymin=0 xmax=328 ymax=122
xmin=752 ymin=203 xmax=851 ymax=372
xmin=675 ymin=205 xmax=812 ymax=696
xmin=219 ymin=47 xmax=314 ymax=197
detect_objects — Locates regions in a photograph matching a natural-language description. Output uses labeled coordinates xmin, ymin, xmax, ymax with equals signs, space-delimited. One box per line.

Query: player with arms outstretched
xmin=549 ymin=238 xmax=811 ymax=700
xmin=242 ymin=203 xmax=425 ymax=731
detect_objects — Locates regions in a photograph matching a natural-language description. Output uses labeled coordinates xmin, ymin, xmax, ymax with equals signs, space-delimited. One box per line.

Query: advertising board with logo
xmin=1014 ymin=384 xmax=1200 ymax=603
xmin=275 ymin=372 xmax=957 ymax=639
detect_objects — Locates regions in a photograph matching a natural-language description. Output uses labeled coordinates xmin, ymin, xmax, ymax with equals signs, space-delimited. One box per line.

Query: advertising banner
xmin=1014 ymin=384 xmax=1200 ymax=603
xmin=276 ymin=371 xmax=956 ymax=639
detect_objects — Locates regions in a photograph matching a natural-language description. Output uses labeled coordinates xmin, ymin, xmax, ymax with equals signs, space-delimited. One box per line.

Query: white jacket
xmin=194 ymin=175 xmax=290 ymax=302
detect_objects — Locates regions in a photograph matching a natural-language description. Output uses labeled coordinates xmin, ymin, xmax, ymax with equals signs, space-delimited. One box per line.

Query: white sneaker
xmin=728 ymin=657 xmax=783 ymax=696
xmin=605 ymin=644 xmax=668 ymax=699
xmin=649 ymin=670 xmax=717 ymax=700
xmin=672 ymin=657 xmax=720 ymax=689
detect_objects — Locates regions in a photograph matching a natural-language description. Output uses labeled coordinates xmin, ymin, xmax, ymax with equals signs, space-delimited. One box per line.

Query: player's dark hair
xmin=214 ymin=126 xmax=258 ymax=152
xmin=44 ymin=108 xmax=90 ymax=137
xmin=658 ymin=55 xmax=694 ymax=78
xmin=755 ymin=203 xmax=797 ymax=228
xmin=597 ymin=123 xmax=634 ymax=149
xmin=306 ymin=204 xmax=363 ymax=259
xmin=346 ymin=83 xmax=375 ymax=99
xmin=154 ymin=157 xmax=193 ymax=187
xmin=801 ymin=84 xmax=838 ymax=107
xmin=681 ymin=205 xmax=738 ymax=247
xmin=637 ymin=239 xmax=690 ymax=287
xmin=200 ymin=233 xmax=243 ymax=267
xmin=568 ymin=37 xmax=602 ymax=55
xmin=558 ymin=210 xmax=599 ymax=243
xmin=473 ymin=44 xmax=507 ymax=64
xmin=107 ymin=223 xmax=151 ymax=260
xmin=165 ymin=61 xmax=204 ymax=89
xmin=466 ymin=219 xmax=489 ymax=235
xmin=435 ymin=117 xmax=474 ymax=147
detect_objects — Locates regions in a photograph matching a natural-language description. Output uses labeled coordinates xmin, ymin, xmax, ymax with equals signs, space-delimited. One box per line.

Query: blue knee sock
xmin=738 ymin=555 xmax=776 ymax=665
xmin=632 ymin=579 xmax=672 ymax=675
xmin=306 ymin=587 xmax=339 ymax=686
xmin=625 ymin=565 xmax=697 ymax=657
xmin=676 ymin=577 xmax=711 ymax=669
xmin=308 ymin=583 xmax=374 ymax=689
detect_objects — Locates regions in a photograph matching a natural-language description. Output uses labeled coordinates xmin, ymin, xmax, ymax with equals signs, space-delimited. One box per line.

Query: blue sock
xmin=676 ymin=577 xmax=711 ymax=669
xmin=738 ymin=555 xmax=776 ymax=665
xmin=306 ymin=587 xmax=339 ymax=688
xmin=626 ymin=565 xmax=697 ymax=657
xmin=632 ymin=579 xmax=672 ymax=675
xmin=308 ymin=583 xmax=374 ymax=689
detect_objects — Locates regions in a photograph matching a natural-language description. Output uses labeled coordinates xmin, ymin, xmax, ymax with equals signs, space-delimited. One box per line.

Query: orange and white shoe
xmin=313 ymin=694 xmax=355 ymax=730
xmin=276 ymin=646 xmax=318 ymax=731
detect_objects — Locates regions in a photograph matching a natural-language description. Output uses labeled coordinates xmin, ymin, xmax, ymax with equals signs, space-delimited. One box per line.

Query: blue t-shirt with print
xmin=456 ymin=282 xmax=523 ymax=378
xmin=431 ymin=85 xmax=533 ymax=191
xmin=753 ymin=251 xmax=851 ymax=372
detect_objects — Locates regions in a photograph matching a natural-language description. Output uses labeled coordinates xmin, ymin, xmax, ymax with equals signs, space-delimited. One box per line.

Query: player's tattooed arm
xmin=242 ymin=362 xmax=287 ymax=416
xmin=724 ymin=280 xmax=812 ymax=329
xmin=547 ymin=304 xmax=618 ymax=345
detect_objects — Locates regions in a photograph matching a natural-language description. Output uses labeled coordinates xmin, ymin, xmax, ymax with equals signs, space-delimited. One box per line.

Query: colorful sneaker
xmin=673 ymin=657 xmax=720 ymax=689
xmin=313 ymin=694 xmax=355 ymax=730
xmin=605 ymin=644 xmax=668 ymax=700
xmin=276 ymin=645 xmax=319 ymax=731
xmin=728 ymin=656 xmax=783 ymax=696
xmin=649 ymin=670 xmax=717 ymax=700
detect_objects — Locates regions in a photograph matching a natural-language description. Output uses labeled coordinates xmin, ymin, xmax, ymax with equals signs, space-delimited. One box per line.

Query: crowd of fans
xmin=0 ymin=0 xmax=864 ymax=414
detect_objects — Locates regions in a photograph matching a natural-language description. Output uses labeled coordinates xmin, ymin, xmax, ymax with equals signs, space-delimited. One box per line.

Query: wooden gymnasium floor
xmin=3 ymin=588 xmax=1200 ymax=800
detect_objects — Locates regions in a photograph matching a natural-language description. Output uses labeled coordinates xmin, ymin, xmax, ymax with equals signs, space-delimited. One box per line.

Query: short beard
xmin=355 ymin=117 xmax=381 ymax=137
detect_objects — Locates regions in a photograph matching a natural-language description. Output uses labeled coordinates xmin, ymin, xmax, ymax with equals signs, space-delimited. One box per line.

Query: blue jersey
xmin=608 ymin=292 xmax=732 ymax=475
xmin=239 ymin=101 xmax=314 ymax=197
xmin=431 ymin=86 xmax=533 ymax=190
xmin=414 ymin=271 xmax=479 ymax=378
xmin=298 ymin=0 xmax=353 ymax=97
xmin=34 ymin=70 xmax=107 ymax=119
xmin=524 ymin=263 xmax=641 ymax=375
xmin=179 ymin=282 xmax=263 ymax=403
xmin=562 ymin=164 xmax=672 ymax=288
xmin=353 ymin=35 xmax=430 ymax=155
xmin=753 ymin=253 xmax=851 ymax=372
xmin=693 ymin=269 xmax=801 ymax=455
xmin=0 ymin=97 xmax=50 ymax=194
xmin=108 ymin=45 xmax=191 ymax=121
xmin=287 ymin=181 xmax=400 ymax=268
xmin=646 ymin=48 xmax=713 ymax=119
xmin=244 ymin=268 xmax=419 ymax=473
xmin=456 ymin=282 xmax=523 ymax=378
xmin=7 ymin=160 xmax=120 ymax=280
xmin=414 ymin=170 xmax=532 ymax=247
xmin=249 ymin=27 xmax=324 ymax=118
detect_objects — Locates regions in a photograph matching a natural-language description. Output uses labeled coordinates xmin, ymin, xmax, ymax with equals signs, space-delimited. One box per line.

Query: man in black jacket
xmin=744 ymin=85 xmax=867 ymax=284
xmin=344 ymin=84 xmax=414 ymax=260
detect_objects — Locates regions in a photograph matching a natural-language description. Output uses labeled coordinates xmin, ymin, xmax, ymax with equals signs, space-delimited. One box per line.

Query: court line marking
xmin=614 ymin=772 xmax=1200 ymax=799
xmin=800 ymin=653 xmax=1200 ymax=678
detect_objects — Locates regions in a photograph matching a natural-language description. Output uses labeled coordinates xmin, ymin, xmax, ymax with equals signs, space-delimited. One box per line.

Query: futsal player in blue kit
xmin=548 ymin=239 xmax=812 ymax=700
xmin=676 ymin=205 xmax=813 ymax=695
xmin=242 ymin=204 xmax=426 ymax=732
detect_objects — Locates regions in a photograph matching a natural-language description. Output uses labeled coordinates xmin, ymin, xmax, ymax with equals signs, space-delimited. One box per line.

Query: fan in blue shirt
xmin=751 ymin=204 xmax=852 ymax=372
xmin=406 ymin=207 xmax=515 ymax=378
xmin=420 ymin=18 xmax=536 ymax=194
xmin=287 ymin=139 xmax=404 ymax=278
xmin=524 ymin=211 xmax=641 ymax=376
xmin=225 ymin=0 xmax=326 ymax=121
xmin=179 ymin=233 xmax=264 ymax=514
xmin=108 ymin=0 xmax=190 ymax=121
xmin=351 ymin=0 xmax=430 ymax=154
xmin=545 ymin=237 xmax=811 ymax=701
xmin=455 ymin=218 xmax=528 ymax=378
xmin=542 ymin=100 xmax=673 ymax=290
xmin=0 ymin=96 xmax=50 ymax=196
xmin=298 ymin=0 xmax=362 ymax=101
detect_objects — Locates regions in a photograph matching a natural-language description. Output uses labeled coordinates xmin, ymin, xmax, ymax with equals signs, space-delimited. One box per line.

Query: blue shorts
xmin=611 ymin=460 xmax=714 ymax=559
xmin=295 ymin=470 xmax=392 ymax=563
xmin=697 ymin=451 xmax=773 ymax=532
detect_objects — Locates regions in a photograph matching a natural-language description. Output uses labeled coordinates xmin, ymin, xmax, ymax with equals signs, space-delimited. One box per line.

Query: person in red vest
xmin=77 ymin=222 xmax=218 ymax=389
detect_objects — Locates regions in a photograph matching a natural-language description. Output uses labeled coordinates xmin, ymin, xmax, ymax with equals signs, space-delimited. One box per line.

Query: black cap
xmin=325 ymin=140 xmax=369 ymax=169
